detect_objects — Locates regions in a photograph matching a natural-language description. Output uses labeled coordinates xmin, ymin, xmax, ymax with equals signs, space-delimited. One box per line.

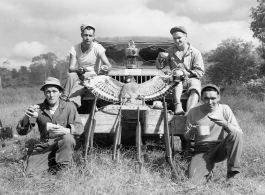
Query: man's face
xmin=44 ymin=86 xmax=62 ymax=106
xmin=201 ymin=90 xmax=220 ymax=111
xmin=81 ymin=29 xmax=95 ymax=45
xmin=172 ymin=32 xmax=187 ymax=48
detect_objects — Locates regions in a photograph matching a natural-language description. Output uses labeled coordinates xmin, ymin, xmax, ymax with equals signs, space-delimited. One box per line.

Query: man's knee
xmin=228 ymin=131 xmax=243 ymax=142
xmin=188 ymin=160 xmax=211 ymax=181
xmin=68 ymin=72 xmax=79 ymax=79
xmin=189 ymin=89 xmax=199 ymax=97
xmin=61 ymin=134 xmax=76 ymax=147
xmin=187 ymin=78 xmax=201 ymax=96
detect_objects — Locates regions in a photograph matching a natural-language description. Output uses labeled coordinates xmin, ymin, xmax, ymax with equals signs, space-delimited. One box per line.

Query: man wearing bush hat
xmin=184 ymin=84 xmax=243 ymax=182
xmin=156 ymin=25 xmax=204 ymax=115
xmin=62 ymin=23 xmax=112 ymax=107
xmin=17 ymin=77 xmax=84 ymax=175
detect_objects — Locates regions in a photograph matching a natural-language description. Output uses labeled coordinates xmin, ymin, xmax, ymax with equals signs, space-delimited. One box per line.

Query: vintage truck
xmin=78 ymin=36 xmax=189 ymax=178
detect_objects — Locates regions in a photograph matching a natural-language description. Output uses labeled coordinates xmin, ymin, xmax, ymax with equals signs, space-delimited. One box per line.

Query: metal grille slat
xmin=111 ymin=75 xmax=153 ymax=84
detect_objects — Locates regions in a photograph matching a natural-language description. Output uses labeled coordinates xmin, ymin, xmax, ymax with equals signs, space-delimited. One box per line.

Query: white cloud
xmin=188 ymin=20 xmax=259 ymax=52
xmin=12 ymin=41 xmax=47 ymax=60
xmin=184 ymin=0 xmax=234 ymax=14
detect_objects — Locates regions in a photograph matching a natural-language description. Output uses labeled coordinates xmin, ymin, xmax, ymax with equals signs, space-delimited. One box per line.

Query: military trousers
xmin=188 ymin=131 xmax=243 ymax=182
xmin=25 ymin=134 xmax=79 ymax=175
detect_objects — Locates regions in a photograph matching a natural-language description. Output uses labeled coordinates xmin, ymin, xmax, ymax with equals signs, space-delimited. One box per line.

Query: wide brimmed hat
xmin=170 ymin=26 xmax=187 ymax=34
xmin=201 ymin=84 xmax=220 ymax=95
xmin=80 ymin=23 xmax=95 ymax=32
xmin=40 ymin=77 xmax=64 ymax=91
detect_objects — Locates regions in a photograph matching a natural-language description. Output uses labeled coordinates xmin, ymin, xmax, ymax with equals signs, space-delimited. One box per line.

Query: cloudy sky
xmin=0 ymin=0 xmax=260 ymax=69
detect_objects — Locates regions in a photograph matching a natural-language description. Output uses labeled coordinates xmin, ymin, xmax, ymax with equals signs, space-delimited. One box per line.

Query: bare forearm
xmin=224 ymin=122 xmax=242 ymax=134
xmin=69 ymin=66 xmax=78 ymax=73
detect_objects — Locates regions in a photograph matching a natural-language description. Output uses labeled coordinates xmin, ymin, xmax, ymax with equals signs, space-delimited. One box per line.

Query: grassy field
xmin=0 ymin=87 xmax=265 ymax=195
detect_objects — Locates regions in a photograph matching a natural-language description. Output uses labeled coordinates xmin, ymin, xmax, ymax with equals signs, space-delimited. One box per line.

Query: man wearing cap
xmin=184 ymin=84 xmax=243 ymax=182
xmin=156 ymin=26 xmax=204 ymax=115
xmin=63 ymin=23 xmax=112 ymax=107
xmin=17 ymin=77 xmax=84 ymax=175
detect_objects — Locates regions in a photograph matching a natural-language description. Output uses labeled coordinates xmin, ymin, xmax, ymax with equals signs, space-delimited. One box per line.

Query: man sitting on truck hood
xmin=156 ymin=26 xmax=204 ymax=115
xmin=63 ymin=23 xmax=112 ymax=107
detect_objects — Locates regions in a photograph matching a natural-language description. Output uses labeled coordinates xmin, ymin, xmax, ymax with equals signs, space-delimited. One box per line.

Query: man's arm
xmin=183 ymin=109 xmax=197 ymax=140
xmin=155 ymin=53 xmax=170 ymax=69
xmin=100 ymin=52 xmax=112 ymax=70
xmin=185 ymin=51 xmax=204 ymax=79
xmin=69 ymin=54 xmax=80 ymax=73
xmin=16 ymin=106 xmax=36 ymax=135
xmin=208 ymin=105 xmax=242 ymax=134
xmin=66 ymin=103 xmax=84 ymax=135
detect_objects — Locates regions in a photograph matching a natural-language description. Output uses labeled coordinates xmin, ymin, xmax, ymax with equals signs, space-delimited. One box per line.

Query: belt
xmin=194 ymin=143 xmax=219 ymax=153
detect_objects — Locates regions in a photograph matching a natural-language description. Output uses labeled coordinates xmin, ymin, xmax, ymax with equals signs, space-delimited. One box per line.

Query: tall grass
xmin=0 ymin=87 xmax=265 ymax=194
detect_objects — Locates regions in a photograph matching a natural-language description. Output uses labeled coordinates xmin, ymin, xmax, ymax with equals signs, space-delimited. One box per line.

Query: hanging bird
xmin=82 ymin=74 xmax=180 ymax=105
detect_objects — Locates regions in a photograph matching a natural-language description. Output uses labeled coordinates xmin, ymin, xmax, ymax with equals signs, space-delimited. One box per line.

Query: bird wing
xmin=137 ymin=76 xmax=178 ymax=101
xmin=82 ymin=75 xmax=124 ymax=103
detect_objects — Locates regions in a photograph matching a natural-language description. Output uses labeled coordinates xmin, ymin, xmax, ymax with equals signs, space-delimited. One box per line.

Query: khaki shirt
xmin=17 ymin=99 xmax=84 ymax=141
xmin=165 ymin=43 xmax=204 ymax=79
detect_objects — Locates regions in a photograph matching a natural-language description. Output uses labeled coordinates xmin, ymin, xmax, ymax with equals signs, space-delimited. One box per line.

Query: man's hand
xmin=50 ymin=124 xmax=71 ymax=135
xmin=77 ymin=67 xmax=86 ymax=75
xmin=208 ymin=115 xmax=228 ymax=127
xmin=83 ymin=66 xmax=94 ymax=72
xmin=100 ymin=65 xmax=109 ymax=72
xmin=25 ymin=105 xmax=36 ymax=118
xmin=189 ymin=125 xmax=198 ymax=137
xmin=159 ymin=52 xmax=169 ymax=58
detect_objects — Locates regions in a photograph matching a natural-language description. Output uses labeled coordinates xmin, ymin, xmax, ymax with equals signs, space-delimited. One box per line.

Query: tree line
xmin=0 ymin=37 xmax=264 ymax=90
xmin=0 ymin=53 xmax=69 ymax=88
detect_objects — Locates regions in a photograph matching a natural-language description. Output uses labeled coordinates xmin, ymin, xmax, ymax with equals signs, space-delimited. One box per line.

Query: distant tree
xmin=11 ymin=68 xmax=19 ymax=78
xmin=205 ymin=38 xmax=261 ymax=87
xmin=28 ymin=63 xmax=46 ymax=85
xmin=56 ymin=57 xmax=69 ymax=85
xmin=0 ymin=67 xmax=12 ymax=87
xmin=31 ymin=52 xmax=58 ymax=80
xmin=250 ymin=0 xmax=265 ymax=43
xmin=18 ymin=66 xmax=29 ymax=82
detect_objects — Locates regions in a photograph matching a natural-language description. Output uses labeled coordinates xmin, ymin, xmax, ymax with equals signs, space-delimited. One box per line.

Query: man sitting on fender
xmin=156 ymin=26 xmax=204 ymax=115
xmin=63 ymin=23 xmax=112 ymax=107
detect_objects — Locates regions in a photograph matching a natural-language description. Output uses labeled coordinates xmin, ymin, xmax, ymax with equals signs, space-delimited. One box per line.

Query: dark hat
xmin=201 ymin=84 xmax=220 ymax=95
xmin=80 ymin=23 xmax=95 ymax=32
xmin=170 ymin=26 xmax=187 ymax=34
xmin=40 ymin=77 xmax=64 ymax=91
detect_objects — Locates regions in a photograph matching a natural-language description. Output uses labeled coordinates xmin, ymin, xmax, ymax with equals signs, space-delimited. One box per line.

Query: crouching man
xmin=17 ymin=77 xmax=84 ymax=175
xmin=184 ymin=84 xmax=243 ymax=182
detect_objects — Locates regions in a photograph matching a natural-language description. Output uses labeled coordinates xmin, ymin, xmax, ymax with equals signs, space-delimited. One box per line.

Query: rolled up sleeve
xmin=16 ymin=116 xmax=34 ymax=135
xmin=67 ymin=103 xmax=84 ymax=135
xmin=190 ymin=52 xmax=204 ymax=79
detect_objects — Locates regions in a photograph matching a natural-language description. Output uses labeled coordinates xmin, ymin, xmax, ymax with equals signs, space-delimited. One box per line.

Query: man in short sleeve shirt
xmin=63 ymin=23 xmax=112 ymax=106
xmin=184 ymin=84 xmax=243 ymax=182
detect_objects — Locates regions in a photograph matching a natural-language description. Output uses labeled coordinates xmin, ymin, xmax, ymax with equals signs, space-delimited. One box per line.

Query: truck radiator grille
xmin=111 ymin=76 xmax=155 ymax=84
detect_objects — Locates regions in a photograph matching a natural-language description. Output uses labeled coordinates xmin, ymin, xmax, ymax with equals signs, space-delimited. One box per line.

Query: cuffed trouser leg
xmin=63 ymin=72 xmax=80 ymax=97
xmin=63 ymin=72 xmax=96 ymax=107
xmin=63 ymin=72 xmax=84 ymax=106
xmin=188 ymin=131 xmax=243 ymax=181
xmin=55 ymin=134 xmax=76 ymax=165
